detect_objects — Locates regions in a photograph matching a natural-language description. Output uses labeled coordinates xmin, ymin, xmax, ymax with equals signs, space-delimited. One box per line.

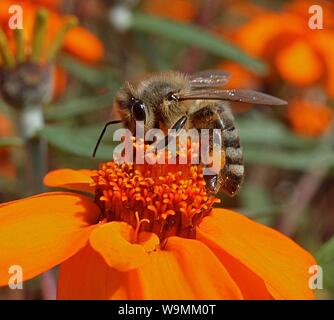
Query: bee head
xmin=114 ymin=72 xmax=191 ymax=133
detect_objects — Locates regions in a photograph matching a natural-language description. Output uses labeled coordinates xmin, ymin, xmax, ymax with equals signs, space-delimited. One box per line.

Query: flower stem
xmin=14 ymin=29 xmax=25 ymax=63
xmin=48 ymin=16 xmax=78 ymax=61
xmin=31 ymin=9 xmax=48 ymax=63
xmin=20 ymin=106 xmax=56 ymax=299
xmin=0 ymin=26 xmax=15 ymax=68
xmin=20 ymin=106 xmax=46 ymax=193
xmin=277 ymin=122 xmax=334 ymax=235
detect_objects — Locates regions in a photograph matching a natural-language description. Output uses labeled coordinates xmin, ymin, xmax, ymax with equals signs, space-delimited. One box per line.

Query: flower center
xmin=92 ymin=141 xmax=220 ymax=241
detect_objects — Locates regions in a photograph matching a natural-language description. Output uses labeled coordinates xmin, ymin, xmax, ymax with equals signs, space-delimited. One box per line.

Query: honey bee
xmin=93 ymin=71 xmax=287 ymax=197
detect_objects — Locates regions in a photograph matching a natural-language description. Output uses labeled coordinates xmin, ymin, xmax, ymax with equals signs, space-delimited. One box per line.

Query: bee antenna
xmin=92 ymin=120 xmax=122 ymax=158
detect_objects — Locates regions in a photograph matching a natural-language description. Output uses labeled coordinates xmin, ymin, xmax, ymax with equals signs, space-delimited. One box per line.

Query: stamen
xmin=31 ymin=9 xmax=49 ymax=63
xmin=48 ymin=16 xmax=78 ymax=60
xmin=0 ymin=26 xmax=15 ymax=68
xmin=14 ymin=29 xmax=25 ymax=63
xmin=93 ymin=140 xmax=220 ymax=241
xmin=132 ymin=211 xmax=150 ymax=243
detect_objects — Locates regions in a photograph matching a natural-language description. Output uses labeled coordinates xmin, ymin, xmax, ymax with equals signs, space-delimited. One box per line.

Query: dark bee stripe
xmin=220 ymin=123 xmax=244 ymax=196
xmin=222 ymin=129 xmax=240 ymax=148
xmin=219 ymin=114 xmax=235 ymax=131
xmin=225 ymin=147 xmax=243 ymax=165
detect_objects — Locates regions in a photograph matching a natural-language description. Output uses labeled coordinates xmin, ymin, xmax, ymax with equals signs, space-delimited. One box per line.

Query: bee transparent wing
xmin=180 ymin=89 xmax=287 ymax=106
xmin=189 ymin=70 xmax=230 ymax=88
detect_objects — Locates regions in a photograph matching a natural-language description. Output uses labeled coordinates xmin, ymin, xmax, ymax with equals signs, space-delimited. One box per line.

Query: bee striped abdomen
xmin=220 ymin=126 xmax=244 ymax=196
xmin=189 ymin=101 xmax=244 ymax=197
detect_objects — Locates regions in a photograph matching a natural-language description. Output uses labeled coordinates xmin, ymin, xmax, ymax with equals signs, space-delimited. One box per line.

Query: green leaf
xmin=236 ymin=117 xmax=316 ymax=149
xmin=44 ymin=91 xmax=116 ymax=121
xmin=59 ymin=54 xmax=118 ymax=87
xmin=131 ymin=12 xmax=267 ymax=74
xmin=239 ymin=182 xmax=277 ymax=225
xmin=0 ymin=99 xmax=14 ymax=118
xmin=235 ymin=116 xmax=334 ymax=170
xmin=39 ymin=125 xmax=117 ymax=160
xmin=133 ymin=33 xmax=173 ymax=71
xmin=322 ymin=260 xmax=334 ymax=290
xmin=243 ymin=146 xmax=334 ymax=170
xmin=0 ymin=136 xmax=23 ymax=148
xmin=316 ymin=237 xmax=334 ymax=290
xmin=316 ymin=236 xmax=334 ymax=265
xmin=240 ymin=183 xmax=272 ymax=211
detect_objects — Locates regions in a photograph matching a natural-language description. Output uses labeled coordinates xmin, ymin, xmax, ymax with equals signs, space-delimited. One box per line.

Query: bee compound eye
xmin=132 ymin=100 xmax=146 ymax=122
xmin=166 ymin=92 xmax=178 ymax=102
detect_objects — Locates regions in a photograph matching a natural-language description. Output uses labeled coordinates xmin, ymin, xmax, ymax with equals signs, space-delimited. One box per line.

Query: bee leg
xmin=190 ymin=103 xmax=244 ymax=197
xmin=156 ymin=115 xmax=187 ymax=151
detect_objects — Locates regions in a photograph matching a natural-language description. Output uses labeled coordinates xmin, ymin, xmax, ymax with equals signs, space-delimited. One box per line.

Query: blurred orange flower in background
xmin=217 ymin=61 xmax=260 ymax=90
xmin=287 ymin=100 xmax=333 ymax=137
xmin=62 ymin=26 xmax=104 ymax=63
xmin=1 ymin=0 xmax=104 ymax=63
xmin=0 ymin=154 xmax=316 ymax=299
xmin=0 ymin=0 xmax=104 ymax=100
xmin=234 ymin=0 xmax=334 ymax=98
xmin=143 ymin=0 xmax=197 ymax=23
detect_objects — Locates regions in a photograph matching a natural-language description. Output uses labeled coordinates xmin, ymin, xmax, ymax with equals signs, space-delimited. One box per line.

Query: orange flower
xmin=143 ymin=0 xmax=197 ymax=23
xmin=0 ymin=1 xmax=104 ymax=101
xmin=0 ymin=113 xmax=16 ymax=179
xmin=233 ymin=1 xmax=334 ymax=97
xmin=0 ymin=144 xmax=316 ymax=299
xmin=32 ymin=0 xmax=61 ymax=9
xmin=287 ymin=99 xmax=333 ymax=137
xmin=217 ymin=61 xmax=260 ymax=90
xmin=63 ymin=26 xmax=104 ymax=63
xmin=2 ymin=0 xmax=104 ymax=63
xmin=286 ymin=0 xmax=334 ymax=30
xmin=52 ymin=66 xmax=67 ymax=100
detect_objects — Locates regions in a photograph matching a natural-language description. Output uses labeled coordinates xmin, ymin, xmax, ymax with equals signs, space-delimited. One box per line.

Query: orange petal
xmin=57 ymin=244 xmax=132 ymax=299
xmin=59 ymin=236 xmax=243 ymax=299
xmin=217 ymin=61 xmax=260 ymax=90
xmin=275 ymin=40 xmax=323 ymax=86
xmin=234 ymin=13 xmax=303 ymax=57
xmin=52 ymin=66 xmax=67 ymax=100
xmin=128 ymin=237 xmax=243 ymax=299
xmin=287 ymin=100 xmax=333 ymax=137
xmin=0 ymin=112 xmax=13 ymax=136
xmin=0 ymin=192 xmax=99 ymax=286
xmin=64 ymin=26 xmax=104 ymax=63
xmin=309 ymin=30 xmax=334 ymax=99
xmin=89 ymin=222 xmax=160 ymax=272
xmin=34 ymin=0 xmax=61 ymax=9
xmin=44 ymin=169 xmax=95 ymax=194
xmin=144 ymin=0 xmax=197 ymax=23
xmin=0 ymin=1 xmax=11 ymax=27
xmin=0 ymin=155 xmax=16 ymax=180
xmin=197 ymin=209 xmax=316 ymax=300
xmin=210 ymin=247 xmax=272 ymax=299
xmin=286 ymin=0 xmax=334 ymax=30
